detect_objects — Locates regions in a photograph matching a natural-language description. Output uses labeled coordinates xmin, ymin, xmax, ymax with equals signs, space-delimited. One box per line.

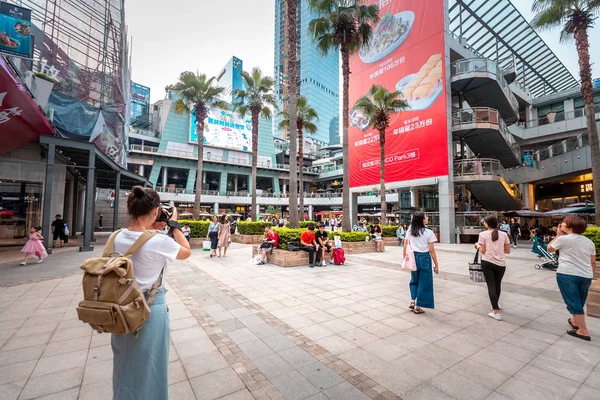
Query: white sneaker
xmin=322 ymin=261 xmax=326 ymax=266
xmin=37 ymin=259 xmax=43 ymax=264
xmin=20 ymin=262 xmax=26 ymax=265
xmin=488 ymin=312 xmax=502 ymax=321
xmin=513 ymin=245 xmax=517 ymax=249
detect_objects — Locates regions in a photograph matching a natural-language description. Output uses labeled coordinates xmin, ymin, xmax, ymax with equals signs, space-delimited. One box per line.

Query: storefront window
xmin=0 ymin=182 xmax=42 ymax=241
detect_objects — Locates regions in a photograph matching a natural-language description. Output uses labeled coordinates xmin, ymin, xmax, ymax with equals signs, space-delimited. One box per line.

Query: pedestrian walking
xmin=548 ymin=216 xmax=596 ymax=341
xmin=111 ymin=186 xmax=191 ymax=399
xmin=500 ymin=219 xmax=510 ymax=242
xmin=510 ymin=218 xmax=521 ymax=248
xmin=217 ymin=215 xmax=231 ymax=257
xmin=98 ymin=213 xmax=104 ymax=229
xmin=207 ymin=215 xmax=220 ymax=258
xmin=20 ymin=226 xmax=47 ymax=265
xmin=475 ymin=215 xmax=510 ymax=321
xmin=51 ymin=214 xmax=67 ymax=248
xmin=403 ymin=212 xmax=439 ymax=314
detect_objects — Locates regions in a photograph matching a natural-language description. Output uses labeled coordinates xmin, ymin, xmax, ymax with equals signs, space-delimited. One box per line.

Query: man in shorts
xmin=257 ymin=226 xmax=278 ymax=265
xmin=51 ymin=214 xmax=66 ymax=248
xmin=315 ymin=223 xmax=333 ymax=266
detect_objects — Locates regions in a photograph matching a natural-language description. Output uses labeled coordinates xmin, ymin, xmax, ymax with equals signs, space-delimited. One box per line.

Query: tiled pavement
xmin=1 ymin=242 xmax=599 ymax=399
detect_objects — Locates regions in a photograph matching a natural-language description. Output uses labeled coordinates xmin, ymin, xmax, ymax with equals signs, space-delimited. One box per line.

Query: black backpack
xmin=287 ymin=242 xmax=301 ymax=251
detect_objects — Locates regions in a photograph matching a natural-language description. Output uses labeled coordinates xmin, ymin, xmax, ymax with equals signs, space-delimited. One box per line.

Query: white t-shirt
xmin=478 ymin=230 xmax=510 ymax=266
xmin=407 ymin=227 xmax=437 ymax=252
xmin=551 ymin=234 xmax=595 ymax=279
xmin=113 ymin=229 xmax=181 ymax=291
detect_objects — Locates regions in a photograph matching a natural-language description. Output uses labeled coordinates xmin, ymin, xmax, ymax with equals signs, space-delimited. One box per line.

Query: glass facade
xmin=216 ymin=56 xmax=245 ymax=103
xmin=274 ymin=0 xmax=339 ymax=146
xmin=0 ymin=182 xmax=42 ymax=241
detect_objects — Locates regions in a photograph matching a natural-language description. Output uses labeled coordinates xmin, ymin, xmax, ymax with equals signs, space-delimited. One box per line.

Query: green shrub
xmin=177 ymin=220 xmax=210 ymax=238
xmin=382 ymin=226 xmax=399 ymax=237
xmin=274 ymin=228 xmax=303 ymax=250
xmin=285 ymin=221 xmax=318 ymax=228
xmin=237 ymin=221 xmax=273 ymax=235
xmin=583 ymin=227 xmax=600 ymax=258
xmin=337 ymin=231 xmax=371 ymax=242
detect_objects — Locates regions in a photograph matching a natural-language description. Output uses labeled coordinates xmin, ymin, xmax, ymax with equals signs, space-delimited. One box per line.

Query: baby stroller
xmin=531 ymin=236 xmax=558 ymax=270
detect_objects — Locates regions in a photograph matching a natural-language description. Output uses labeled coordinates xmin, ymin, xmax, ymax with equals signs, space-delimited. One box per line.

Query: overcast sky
xmin=126 ymin=0 xmax=599 ymax=104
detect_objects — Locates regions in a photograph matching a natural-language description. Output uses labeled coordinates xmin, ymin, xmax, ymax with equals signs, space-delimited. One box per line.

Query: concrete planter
xmin=587 ymin=280 xmax=600 ymax=318
xmin=232 ymin=234 xmax=264 ymax=244
xmin=33 ymin=76 xmax=54 ymax=111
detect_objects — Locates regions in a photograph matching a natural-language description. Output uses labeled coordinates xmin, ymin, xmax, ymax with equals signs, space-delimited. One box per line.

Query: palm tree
xmin=278 ymin=96 xmax=319 ymax=221
xmin=354 ymin=85 xmax=408 ymax=225
xmin=286 ymin=0 xmax=300 ymax=228
xmin=308 ymin=0 xmax=379 ymax=231
xmin=532 ymin=1 xmax=600 ymax=278
xmin=172 ymin=72 xmax=226 ymax=220
xmin=233 ymin=68 xmax=277 ymax=221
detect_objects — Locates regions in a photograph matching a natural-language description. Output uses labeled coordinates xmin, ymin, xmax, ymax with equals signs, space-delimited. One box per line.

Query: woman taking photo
xmin=207 ymin=215 xmax=220 ymax=258
xmin=111 ymin=186 xmax=191 ymax=399
xmin=548 ymin=216 xmax=596 ymax=341
xmin=475 ymin=215 xmax=510 ymax=321
xmin=217 ymin=214 xmax=231 ymax=258
xmin=403 ymin=212 xmax=439 ymax=314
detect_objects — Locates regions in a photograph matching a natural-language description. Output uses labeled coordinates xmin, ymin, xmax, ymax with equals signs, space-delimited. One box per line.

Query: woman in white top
xmin=548 ymin=216 xmax=596 ymax=341
xmin=111 ymin=186 xmax=191 ymax=399
xmin=403 ymin=212 xmax=439 ymax=314
xmin=475 ymin=215 xmax=510 ymax=321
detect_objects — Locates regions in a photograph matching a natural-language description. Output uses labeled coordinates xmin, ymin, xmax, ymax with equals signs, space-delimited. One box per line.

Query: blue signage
xmin=0 ymin=2 xmax=32 ymax=59
xmin=131 ymin=82 xmax=151 ymax=105
xmin=523 ymin=150 xmax=534 ymax=167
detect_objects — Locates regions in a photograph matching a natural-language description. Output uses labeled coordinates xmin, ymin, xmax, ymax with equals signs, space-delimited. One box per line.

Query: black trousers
xmin=511 ymin=233 xmax=518 ymax=246
xmin=301 ymin=245 xmax=316 ymax=264
xmin=481 ymin=260 xmax=506 ymax=310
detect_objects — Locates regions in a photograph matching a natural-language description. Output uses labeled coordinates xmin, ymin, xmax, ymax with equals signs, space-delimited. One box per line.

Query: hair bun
xmin=132 ymin=186 xmax=145 ymax=198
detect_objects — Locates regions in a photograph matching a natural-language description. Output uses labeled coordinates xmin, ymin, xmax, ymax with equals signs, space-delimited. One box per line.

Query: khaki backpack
xmin=76 ymin=229 xmax=164 ymax=336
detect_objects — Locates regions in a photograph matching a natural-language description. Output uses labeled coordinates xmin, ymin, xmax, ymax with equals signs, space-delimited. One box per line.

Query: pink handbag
xmin=401 ymin=233 xmax=417 ymax=272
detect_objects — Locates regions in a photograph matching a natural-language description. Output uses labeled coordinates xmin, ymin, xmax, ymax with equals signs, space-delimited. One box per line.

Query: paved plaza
xmin=1 ymin=241 xmax=599 ymax=400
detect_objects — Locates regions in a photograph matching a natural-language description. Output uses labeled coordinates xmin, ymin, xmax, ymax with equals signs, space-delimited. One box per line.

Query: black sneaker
xmin=309 ymin=264 xmax=314 ymax=268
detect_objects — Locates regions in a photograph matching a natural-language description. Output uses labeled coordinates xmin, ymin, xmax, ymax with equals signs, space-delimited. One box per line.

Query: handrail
xmin=454 ymin=158 xmax=522 ymax=201
xmin=450 ymin=58 xmax=519 ymax=113
xmin=531 ymin=132 xmax=589 ymax=163
xmin=518 ymin=104 xmax=600 ymax=129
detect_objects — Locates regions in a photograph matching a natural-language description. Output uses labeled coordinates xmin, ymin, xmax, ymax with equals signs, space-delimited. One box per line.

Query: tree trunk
xmin=287 ymin=0 xmax=299 ymax=228
xmin=341 ymin=45 xmax=351 ymax=232
xmin=575 ymin=26 xmax=600 ymax=279
xmin=298 ymin=125 xmax=304 ymax=221
xmin=379 ymin=128 xmax=387 ymax=226
xmin=193 ymin=110 xmax=205 ymax=220
xmin=251 ymin=111 xmax=259 ymax=221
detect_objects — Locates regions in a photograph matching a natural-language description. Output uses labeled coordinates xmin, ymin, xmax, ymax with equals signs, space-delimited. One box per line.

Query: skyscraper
xmin=216 ymin=56 xmax=245 ymax=103
xmin=274 ymin=0 xmax=339 ymax=147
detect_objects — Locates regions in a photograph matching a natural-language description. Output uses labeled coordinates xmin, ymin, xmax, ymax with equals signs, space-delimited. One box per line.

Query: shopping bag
xmin=401 ymin=233 xmax=416 ymax=272
xmin=469 ymin=250 xmax=485 ymax=283
xmin=202 ymin=240 xmax=211 ymax=251
xmin=334 ymin=235 xmax=342 ymax=249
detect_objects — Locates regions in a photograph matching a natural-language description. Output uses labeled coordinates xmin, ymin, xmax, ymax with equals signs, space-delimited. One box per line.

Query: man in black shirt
xmin=315 ymin=223 xmax=332 ymax=267
xmin=51 ymin=214 xmax=66 ymax=248
xmin=509 ymin=218 xmax=521 ymax=248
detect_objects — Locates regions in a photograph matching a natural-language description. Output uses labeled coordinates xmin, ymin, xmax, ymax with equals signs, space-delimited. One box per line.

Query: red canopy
xmin=0 ymin=57 xmax=54 ymax=155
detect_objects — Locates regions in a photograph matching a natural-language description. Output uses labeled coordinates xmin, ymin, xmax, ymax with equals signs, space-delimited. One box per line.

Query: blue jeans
xmin=410 ymin=252 xmax=434 ymax=309
xmin=556 ymin=273 xmax=592 ymax=315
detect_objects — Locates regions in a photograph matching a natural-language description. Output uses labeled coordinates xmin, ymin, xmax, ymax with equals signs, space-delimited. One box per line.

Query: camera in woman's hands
xmin=155 ymin=204 xmax=174 ymax=223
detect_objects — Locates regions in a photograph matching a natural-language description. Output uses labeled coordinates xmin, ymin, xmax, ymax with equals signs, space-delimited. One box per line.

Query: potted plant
xmin=33 ymin=72 xmax=57 ymax=111
xmin=546 ymin=110 xmax=558 ymax=123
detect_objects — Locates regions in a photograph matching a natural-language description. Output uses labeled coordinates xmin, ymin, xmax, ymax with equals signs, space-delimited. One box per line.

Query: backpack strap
xmin=124 ymin=231 xmax=157 ymax=258
xmin=146 ymin=265 xmax=165 ymax=306
xmin=102 ymin=228 xmax=125 ymax=257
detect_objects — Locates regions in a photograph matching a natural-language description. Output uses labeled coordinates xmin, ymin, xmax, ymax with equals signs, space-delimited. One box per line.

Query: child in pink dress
xmin=21 ymin=226 xmax=48 ymax=265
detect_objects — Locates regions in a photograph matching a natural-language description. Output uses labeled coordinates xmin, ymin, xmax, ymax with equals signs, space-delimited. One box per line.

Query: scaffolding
xmin=4 ymin=0 xmax=130 ymax=165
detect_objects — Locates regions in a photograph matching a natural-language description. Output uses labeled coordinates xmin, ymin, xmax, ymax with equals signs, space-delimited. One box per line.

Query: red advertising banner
xmin=349 ymin=0 xmax=448 ymax=188
xmin=0 ymin=56 xmax=54 ymax=155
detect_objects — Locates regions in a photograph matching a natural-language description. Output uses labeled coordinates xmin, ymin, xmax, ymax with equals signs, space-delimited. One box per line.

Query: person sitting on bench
xmin=315 ymin=223 xmax=333 ymax=267
xmin=300 ymin=225 xmax=318 ymax=268
xmin=257 ymin=226 xmax=279 ymax=265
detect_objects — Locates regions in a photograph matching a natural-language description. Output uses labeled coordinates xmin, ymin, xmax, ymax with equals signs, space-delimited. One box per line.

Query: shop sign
xmin=349 ymin=0 xmax=448 ymax=187
xmin=523 ymin=150 xmax=534 ymax=167
xmin=581 ymin=183 xmax=593 ymax=193
xmin=0 ymin=2 xmax=33 ymax=59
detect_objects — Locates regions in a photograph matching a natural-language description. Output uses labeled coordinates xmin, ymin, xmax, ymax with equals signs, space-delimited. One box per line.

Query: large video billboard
xmin=189 ymin=108 xmax=251 ymax=152
xmin=0 ymin=2 xmax=33 ymax=59
xmin=349 ymin=0 xmax=448 ymax=188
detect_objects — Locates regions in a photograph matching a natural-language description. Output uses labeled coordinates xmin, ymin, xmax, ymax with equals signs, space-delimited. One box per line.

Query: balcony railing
xmin=454 ymin=158 xmax=521 ymax=200
xmin=450 ymin=58 xmax=519 ymax=113
xmin=154 ymin=187 xmax=345 ymax=199
xmin=452 ymin=108 xmax=520 ymax=160
xmin=533 ymin=132 xmax=589 ymax=162
xmin=518 ymin=104 xmax=600 ymax=129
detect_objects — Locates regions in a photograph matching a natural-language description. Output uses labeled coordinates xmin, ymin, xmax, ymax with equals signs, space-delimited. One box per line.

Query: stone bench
xmin=250 ymin=240 xmax=383 ymax=267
